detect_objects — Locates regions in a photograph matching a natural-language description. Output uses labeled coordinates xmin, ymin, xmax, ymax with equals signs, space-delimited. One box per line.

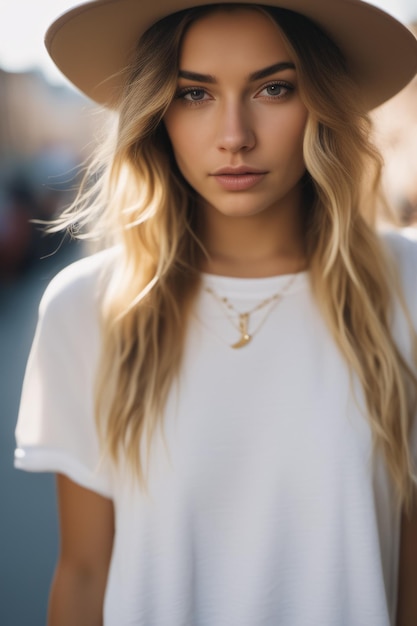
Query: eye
xmin=256 ymin=81 xmax=293 ymax=99
xmin=177 ymin=87 xmax=211 ymax=103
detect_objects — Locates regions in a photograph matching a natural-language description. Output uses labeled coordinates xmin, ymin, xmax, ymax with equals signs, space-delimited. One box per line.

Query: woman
xmin=15 ymin=1 xmax=417 ymax=624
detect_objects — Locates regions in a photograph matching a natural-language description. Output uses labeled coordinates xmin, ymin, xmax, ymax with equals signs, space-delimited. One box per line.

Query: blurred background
xmin=0 ymin=1 xmax=416 ymax=625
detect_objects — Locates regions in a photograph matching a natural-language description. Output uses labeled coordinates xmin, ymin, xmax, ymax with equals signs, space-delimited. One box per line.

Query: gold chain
xmin=204 ymin=273 xmax=297 ymax=349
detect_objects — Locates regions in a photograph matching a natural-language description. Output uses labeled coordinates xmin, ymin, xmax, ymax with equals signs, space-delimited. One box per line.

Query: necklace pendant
xmin=231 ymin=332 xmax=252 ymax=349
xmin=231 ymin=313 xmax=252 ymax=349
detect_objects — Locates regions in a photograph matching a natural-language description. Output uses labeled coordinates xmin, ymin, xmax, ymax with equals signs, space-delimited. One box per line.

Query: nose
xmin=216 ymin=100 xmax=256 ymax=153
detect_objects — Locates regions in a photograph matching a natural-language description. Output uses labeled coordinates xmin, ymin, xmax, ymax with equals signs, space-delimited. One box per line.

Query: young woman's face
xmin=164 ymin=8 xmax=308 ymax=220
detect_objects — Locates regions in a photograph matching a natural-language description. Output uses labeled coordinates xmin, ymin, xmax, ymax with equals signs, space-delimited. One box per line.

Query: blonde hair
xmin=54 ymin=4 xmax=416 ymax=510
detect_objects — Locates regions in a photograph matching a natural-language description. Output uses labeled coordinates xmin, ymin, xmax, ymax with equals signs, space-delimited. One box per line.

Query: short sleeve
xmin=14 ymin=253 xmax=113 ymax=499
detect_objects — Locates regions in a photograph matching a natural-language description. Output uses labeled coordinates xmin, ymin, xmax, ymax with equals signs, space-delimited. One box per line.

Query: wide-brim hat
xmin=46 ymin=0 xmax=417 ymax=110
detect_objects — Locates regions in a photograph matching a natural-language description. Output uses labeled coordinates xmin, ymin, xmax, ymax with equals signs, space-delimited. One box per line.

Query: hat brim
xmin=45 ymin=0 xmax=417 ymax=110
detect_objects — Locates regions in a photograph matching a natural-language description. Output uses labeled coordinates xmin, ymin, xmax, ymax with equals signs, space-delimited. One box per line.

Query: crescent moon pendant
xmin=231 ymin=333 xmax=252 ymax=349
xmin=231 ymin=313 xmax=252 ymax=348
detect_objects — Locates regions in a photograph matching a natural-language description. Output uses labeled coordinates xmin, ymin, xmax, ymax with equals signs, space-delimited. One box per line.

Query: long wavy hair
xmin=55 ymin=4 xmax=417 ymax=511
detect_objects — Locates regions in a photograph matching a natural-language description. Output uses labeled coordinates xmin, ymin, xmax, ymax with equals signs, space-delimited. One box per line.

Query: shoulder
xmin=379 ymin=228 xmax=417 ymax=332
xmin=380 ymin=227 xmax=417 ymax=262
xmin=379 ymin=228 xmax=417 ymax=292
xmin=39 ymin=246 xmax=119 ymax=326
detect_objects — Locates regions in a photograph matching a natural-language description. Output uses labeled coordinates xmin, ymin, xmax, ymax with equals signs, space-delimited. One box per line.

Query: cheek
xmin=164 ymin=116 xmax=201 ymax=171
xmin=270 ymin=109 xmax=307 ymax=163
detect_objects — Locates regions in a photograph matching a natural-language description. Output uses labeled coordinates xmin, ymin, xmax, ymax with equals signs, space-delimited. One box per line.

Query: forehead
xmin=179 ymin=8 xmax=293 ymax=70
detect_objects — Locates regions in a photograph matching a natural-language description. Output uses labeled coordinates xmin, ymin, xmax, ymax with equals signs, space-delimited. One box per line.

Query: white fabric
xmin=15 ymin=230 xmax=417 ymax=626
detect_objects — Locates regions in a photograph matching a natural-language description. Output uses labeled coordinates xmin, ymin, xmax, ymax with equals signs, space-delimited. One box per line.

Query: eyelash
xmin=258 ymin=81 xmax=294 ymax=100
xmin=175 ymin=80 xmax=294 ymax=106
xmin=175 ymin=87 xmax=210 ymax=106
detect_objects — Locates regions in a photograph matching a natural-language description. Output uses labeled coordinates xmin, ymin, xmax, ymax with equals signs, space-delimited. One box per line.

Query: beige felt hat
xmin=45 ymin=0 xmax=417 ymax=110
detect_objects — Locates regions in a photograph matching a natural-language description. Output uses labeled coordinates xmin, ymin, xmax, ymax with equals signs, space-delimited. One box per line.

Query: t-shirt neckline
xmin=201 ymin=270 xmax=309 ymax=299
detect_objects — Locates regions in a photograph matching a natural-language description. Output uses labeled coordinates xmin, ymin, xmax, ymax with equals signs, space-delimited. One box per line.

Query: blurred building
xmin=0 ymin=67 xmax=101 ymax=160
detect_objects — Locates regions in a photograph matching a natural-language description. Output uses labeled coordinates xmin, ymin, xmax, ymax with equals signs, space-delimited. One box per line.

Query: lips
xmin=211 ymin=166 xmax=267 ymax=176
xmin=210 ymin=166 xmax=267 ymax=191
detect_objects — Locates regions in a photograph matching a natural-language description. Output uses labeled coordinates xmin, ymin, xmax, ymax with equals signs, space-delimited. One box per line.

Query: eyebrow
xmin=178 ymin=61 xmax=296 ymax=84
xmin=249 ymin=61 xmax=296 ymax=81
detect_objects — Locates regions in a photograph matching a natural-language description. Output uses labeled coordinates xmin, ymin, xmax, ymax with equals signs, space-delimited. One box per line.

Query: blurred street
xmin=0 ymin=62 xmax=101 ymax=626
xmin=0 ymin=239 xmax=84 ymax=626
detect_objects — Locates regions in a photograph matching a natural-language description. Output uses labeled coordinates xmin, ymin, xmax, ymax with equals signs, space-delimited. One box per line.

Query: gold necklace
xmin=204 ymin=273 xmax=297 ymax=349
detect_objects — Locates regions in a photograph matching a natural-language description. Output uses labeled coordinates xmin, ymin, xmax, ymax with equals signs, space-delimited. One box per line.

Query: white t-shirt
xmin=15 ymin=230 xmax=417 ymax=626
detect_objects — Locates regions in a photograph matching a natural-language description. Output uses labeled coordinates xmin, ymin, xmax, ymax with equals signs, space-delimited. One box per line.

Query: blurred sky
xmin=0 ymin=0 xmax=416 ymax=91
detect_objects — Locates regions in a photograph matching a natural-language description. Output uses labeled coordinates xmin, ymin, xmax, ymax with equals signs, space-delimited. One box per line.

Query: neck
xmin=198 ymin=197 xmax=307 ymax=278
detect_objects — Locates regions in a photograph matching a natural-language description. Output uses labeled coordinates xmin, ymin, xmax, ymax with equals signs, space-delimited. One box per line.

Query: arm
xmin=48 ymin=474 xmax=115 ymax=626
xmin=396 ymin=492 xmax=417 ymax=626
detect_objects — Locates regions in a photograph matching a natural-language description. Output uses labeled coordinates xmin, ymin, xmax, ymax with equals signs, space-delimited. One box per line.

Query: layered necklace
xmin=204 ymin=273 xmax=298 ymax=349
